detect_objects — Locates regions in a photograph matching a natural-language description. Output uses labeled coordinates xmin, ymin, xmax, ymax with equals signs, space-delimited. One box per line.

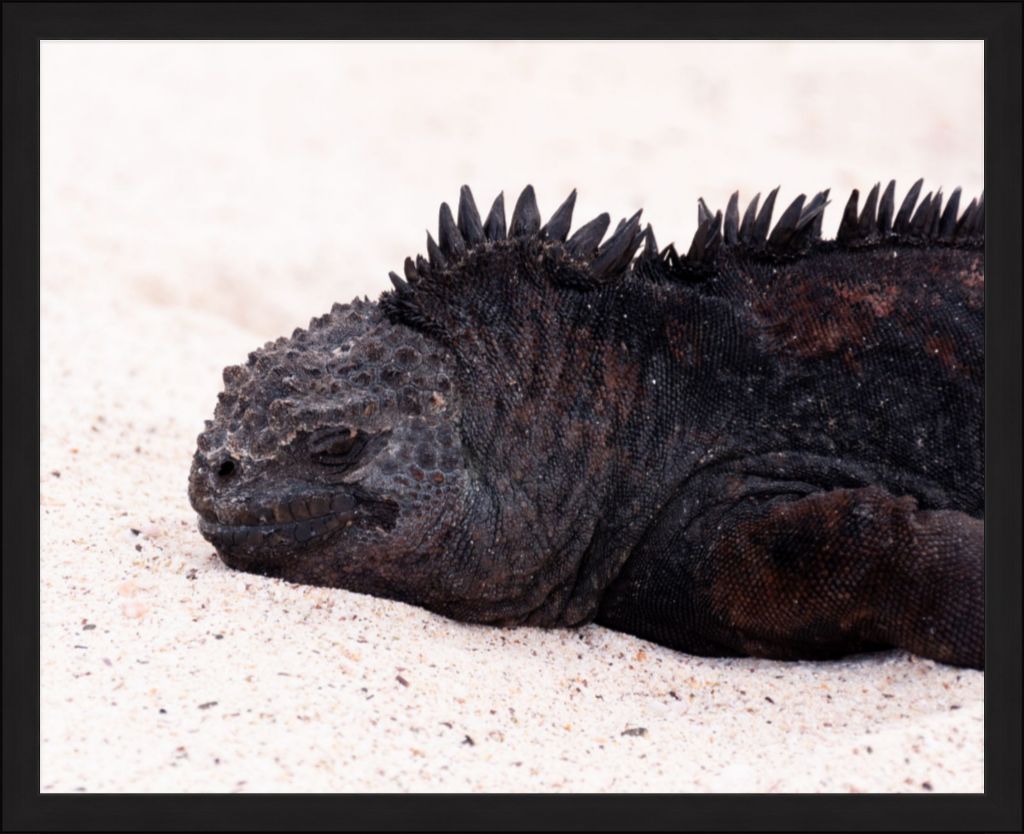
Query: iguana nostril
xmin=217 ymin=458 xmax=238 ymax=478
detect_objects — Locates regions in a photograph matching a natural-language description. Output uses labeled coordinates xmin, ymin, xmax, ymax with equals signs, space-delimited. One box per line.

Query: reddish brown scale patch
xmin=707 ymin=490 xmax=876 ymax=642
xmin=598 ymin=342 xmax=643 ymax=423
xmin=755 ymin=278 xmax=895 ymax=363
xmin=662 ymin=319 xmax=702 ymax=367
xmin=924 ymin=332 xmax=966 ymax=377
xmin=958 ymin=266 xmax=984 ymax=311
xmin=835 ymin=282 xmax=900 ymax=318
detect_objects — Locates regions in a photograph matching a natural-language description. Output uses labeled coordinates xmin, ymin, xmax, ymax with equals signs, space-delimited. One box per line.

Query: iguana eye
xmin=312 ymin=428 xmax=364 ymax=464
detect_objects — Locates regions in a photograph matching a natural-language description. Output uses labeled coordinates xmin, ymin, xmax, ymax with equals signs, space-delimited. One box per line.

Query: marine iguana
xmin=188 ymin=180 xmax=984 ymax=669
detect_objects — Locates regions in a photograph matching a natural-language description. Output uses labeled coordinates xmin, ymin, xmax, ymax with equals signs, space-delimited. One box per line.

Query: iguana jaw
xmin=193 ymin=485 xmax=398 ymax=558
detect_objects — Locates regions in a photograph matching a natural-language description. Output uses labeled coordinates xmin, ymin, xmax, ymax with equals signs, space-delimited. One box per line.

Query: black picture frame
xmin=4 ymin=3 xmax=1020 ymax=831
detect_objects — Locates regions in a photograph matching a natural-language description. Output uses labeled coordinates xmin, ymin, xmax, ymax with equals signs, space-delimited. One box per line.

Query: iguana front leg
xmin=599 ymin=486 xmax=983 ymax=668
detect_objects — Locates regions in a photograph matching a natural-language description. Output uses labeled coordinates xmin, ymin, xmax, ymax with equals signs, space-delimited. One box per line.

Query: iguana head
xmin=188 ymin=299 xmax=472 ymax=603
xmin=188 ymin=185 xmax=652 ymax=624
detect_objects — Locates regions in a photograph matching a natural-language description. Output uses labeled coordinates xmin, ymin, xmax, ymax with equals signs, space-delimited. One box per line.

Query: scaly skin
xmin=189 ymin=182 xmax=984 ymax=668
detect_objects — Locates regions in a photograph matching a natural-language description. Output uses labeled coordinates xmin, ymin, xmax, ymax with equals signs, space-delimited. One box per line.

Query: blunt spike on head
xmin=837 ymin=188 xmax=860 ymax=243
xmin=706 ymin=211 xmax=723 ymax=255
xmin=426 ymin=231 xmax=448 ymax=269
xmin=457 ymin=185 xmax=484 ymax=245
xmin=591 ymin=211 xmax=642 ymax=279
xmin=697 ymin=198 xmax=713 ymax=227
xmin=768 ymin=195 xmax=806 ymax=248
xmin=858 ymin=183 xmax=880 ymax=234
xmin=509 ymin=185 xmax=541 ymax=237
xmin=403 ymin=256 xmax=419 ymax=283
xmin=686 ymin=219 xmax=711 ymax=262
xmin=938 ymin=187 xmax=961 ymax=239
xmin=751 ymin=187 xmax=779 ymax=244
xmin=438 ymin=203 xmax=466 ymax=257
xmin=877 ymin=180 xmax=897 ymax=234
xmin=388 ymin=271 xmax=410 ymax=294
xmin=415 ymin=254 xmax=431 ymax=275
xmin=642 ymin=223 xmax=658 ymax=257
xmin=739 ymin=193 xmax=761 ymax=242
xmin=484 ymin=192 xmax=506 ymax=241
xmin=724 ymin=192 xmax=740 ymax=245
xmin=566 ymin=213 xmax=610 ymax=258
xmin=541 ymin=189 xmax=576 ymax=241
xmin=894 ymin=178 xmax=925 ymax=233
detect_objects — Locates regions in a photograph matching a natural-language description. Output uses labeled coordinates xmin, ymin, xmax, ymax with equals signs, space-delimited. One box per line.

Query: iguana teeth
xmin=438 ymin=202 xmax=466 ymax=257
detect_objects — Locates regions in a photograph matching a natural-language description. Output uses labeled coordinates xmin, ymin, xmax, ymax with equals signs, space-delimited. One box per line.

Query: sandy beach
xmin=40 ymin=41 xmax=983 ymax=792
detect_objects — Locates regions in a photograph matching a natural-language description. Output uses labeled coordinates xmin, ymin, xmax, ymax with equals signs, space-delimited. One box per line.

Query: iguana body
xmin=188 ymin=181 xmax=984 ymax=668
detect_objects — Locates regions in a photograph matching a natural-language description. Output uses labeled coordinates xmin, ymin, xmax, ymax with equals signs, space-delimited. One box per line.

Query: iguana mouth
xmin=196 ymin=490 xmax=398 ymax=552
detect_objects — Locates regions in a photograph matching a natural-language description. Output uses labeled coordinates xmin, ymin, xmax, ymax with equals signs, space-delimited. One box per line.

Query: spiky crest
xmin=382 ymin=181 xmax=983 ymax=335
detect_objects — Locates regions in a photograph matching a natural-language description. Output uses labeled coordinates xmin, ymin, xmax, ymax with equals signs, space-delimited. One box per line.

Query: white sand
xmin=40 ymin=41 xmax=984 ymax=792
